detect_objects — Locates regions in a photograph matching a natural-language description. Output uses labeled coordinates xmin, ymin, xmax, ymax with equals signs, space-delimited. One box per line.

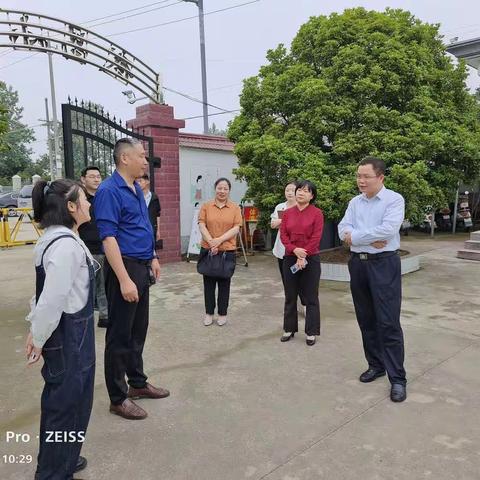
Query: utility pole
xmin=48 ymin=52 xmax=62 ymax=178
xmin=44 ymin=98 xmax=55 ymax=181
xmin=183 ymin=0 xmax=209 ymax=134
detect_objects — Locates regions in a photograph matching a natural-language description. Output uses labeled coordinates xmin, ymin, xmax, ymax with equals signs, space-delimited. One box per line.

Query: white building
xmin=178 ymin=133 xmax=247 ymax=253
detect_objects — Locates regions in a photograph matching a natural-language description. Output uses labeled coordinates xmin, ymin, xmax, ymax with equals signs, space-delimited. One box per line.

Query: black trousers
xmin=348 ymin=252 xmax=406 ymax=386
xmin=278 ymin=258 xmax=306 ymax=306
xmin=104 ymin=257 xmax=150 ymax=405
xmin=200 ymin=248 xmax=235 ymax=316
xmin=282 ymin=255 xmax=321 ymax=336
xmin=277 ymin=258 xmax=286 ymax=287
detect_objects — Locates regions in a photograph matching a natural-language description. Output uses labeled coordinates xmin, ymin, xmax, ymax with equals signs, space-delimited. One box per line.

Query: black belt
xmin=351 ymin=250 xmax=399 ymax=261
xmin=122 ymin=255 xmax=152 ymax=266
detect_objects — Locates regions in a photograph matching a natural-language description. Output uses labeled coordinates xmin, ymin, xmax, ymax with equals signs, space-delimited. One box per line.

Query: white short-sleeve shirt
xmin=271 ymin=201 xmax=288 ymax=259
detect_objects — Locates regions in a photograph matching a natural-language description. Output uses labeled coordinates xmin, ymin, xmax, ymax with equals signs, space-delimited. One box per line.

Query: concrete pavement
xmin=0 ymin=233 xmax=479 ymax=480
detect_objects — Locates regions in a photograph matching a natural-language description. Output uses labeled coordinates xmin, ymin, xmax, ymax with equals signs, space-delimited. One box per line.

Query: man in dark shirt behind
xmin=79 ymin=166 xmax=109 ymax=328
xmin=137 ymin=173 xmax=161 ymax=249
xmin=95 ymin=138 xmax=168 ymax=421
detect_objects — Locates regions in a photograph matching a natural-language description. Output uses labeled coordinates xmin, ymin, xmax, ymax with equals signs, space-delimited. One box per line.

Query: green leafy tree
xmin=228 ymin=8 xmax=480 ymax=225
xmin=0 ymin=102 xmax=9 ymax=184
xmin=0 ymin=104 xmax=8 ymax=149
xmin=20 ymin=153 xmax=51 ymax=181
xmin=0 ymin=82 xmax=35 ymax=180
xmin=208 ymin=122 xmax=227 ymax=136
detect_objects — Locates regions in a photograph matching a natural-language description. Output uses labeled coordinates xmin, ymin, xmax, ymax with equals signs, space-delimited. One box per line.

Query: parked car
xmin=17 ymin=184 xmax=33 ymax=209
xmin=0 ymin=191 xmax=19 ymax=217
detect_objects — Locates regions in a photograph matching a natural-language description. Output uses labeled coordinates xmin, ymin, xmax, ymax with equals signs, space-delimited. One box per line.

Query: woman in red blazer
xmin=280 ymin=180 xmax=324 ymax=346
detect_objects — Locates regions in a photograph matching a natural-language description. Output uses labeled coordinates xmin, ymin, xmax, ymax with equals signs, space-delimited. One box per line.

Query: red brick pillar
xmin=128 ymin=104 xmax=185 ymax=263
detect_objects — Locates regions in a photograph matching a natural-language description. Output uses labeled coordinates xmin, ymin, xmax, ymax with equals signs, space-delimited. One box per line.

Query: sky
xmin=1 ymin=0 xmax=480 ymax=158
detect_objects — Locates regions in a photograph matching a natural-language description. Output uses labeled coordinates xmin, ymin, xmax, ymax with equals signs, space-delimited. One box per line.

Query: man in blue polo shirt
xmin=95 ymin=138 xmax=169 ymax=420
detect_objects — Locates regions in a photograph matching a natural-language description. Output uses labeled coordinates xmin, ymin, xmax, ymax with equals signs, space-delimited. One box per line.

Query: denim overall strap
xmin=35 ymin=235 xmax=78 ymax=303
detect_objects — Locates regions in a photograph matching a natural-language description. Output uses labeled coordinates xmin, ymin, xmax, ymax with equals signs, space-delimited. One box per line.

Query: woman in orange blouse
xmin=198 ymin=178 xmax=242 ymax=326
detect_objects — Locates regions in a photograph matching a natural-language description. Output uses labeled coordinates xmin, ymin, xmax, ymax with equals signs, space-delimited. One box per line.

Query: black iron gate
xmin=62 ymin=98 xmax=160 ymax=189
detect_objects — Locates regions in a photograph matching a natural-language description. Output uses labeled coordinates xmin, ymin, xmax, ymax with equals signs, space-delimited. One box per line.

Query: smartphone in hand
xmin=290 ymin=259 xmax=307 ymax=274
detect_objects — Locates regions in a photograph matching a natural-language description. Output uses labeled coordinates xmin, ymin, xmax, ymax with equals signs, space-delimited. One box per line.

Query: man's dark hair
xmin=140 ymin=173 xmax=150 ymax=180
xmin=214 ymin=177 xmax=232 ymax=190
xmin=81 ymin=165 xmax=101 ymax=177
xmin=32 ymin=179 xmax=86 ymax=229
xmin=113 ymin=138 xmax=142 ymax=166
xmin=359 ymin=156 xmax=386 ymax=176
xmin=296 ymin=180 xmax=317 ymax=204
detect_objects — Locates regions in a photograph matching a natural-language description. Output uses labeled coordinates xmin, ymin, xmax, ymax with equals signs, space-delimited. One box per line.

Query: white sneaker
xmin=204 ymin=315 xmax=213 ymax=326
xmin=217 ymin=315 xmax=227 ymax=326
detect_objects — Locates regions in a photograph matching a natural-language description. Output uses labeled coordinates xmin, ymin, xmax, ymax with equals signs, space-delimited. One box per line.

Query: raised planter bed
xmin=320 ymin=247 xmax=420 ymax=282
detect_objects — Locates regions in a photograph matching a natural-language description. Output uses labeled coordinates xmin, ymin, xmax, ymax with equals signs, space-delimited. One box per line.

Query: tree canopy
xmin=228 ymin=8 xmax=480 ymax=224
xmin=0 ymin=82 xmax=35 ymax=184
xmin=0 ymin=104 xmax=8 ymax=146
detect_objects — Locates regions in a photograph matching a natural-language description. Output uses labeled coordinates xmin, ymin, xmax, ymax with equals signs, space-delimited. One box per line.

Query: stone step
xmin=470 ymin=231 xmax=480 ymax=241
xmin=464 ymin=240 xmax=480 ymax=250
xmin=457 ymin=249 xmax=480 ymax=261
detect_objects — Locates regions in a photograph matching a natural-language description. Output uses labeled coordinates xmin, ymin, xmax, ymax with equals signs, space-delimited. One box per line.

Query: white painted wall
xmin=179 ymin=147 xmax=248 ymax=252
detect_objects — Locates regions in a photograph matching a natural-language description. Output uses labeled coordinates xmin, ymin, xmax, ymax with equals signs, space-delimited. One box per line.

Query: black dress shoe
xmin=306 ymin=337 xmax=316 ymax=346
xmin=280 ymin=332 xmax=295 ymax=342
xmin=34 ymin=456 xmax=87 ymax=479
xmin=75 ymin=456 xmax=87 ymax=473
xmin=359 ymin=368 xmax=386 ymax=383
xmin=390 ymin=384 xmax=407 ymax=402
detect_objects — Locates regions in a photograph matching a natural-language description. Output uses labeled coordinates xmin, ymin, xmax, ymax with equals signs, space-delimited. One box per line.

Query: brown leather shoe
xmin=109 ymin=399 xmax=147 ymax=420
xmin=128 ymin=382 xmax=170 ymax=400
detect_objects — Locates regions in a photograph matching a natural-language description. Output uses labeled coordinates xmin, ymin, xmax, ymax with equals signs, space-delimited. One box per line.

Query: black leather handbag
xmin=197 ymin=250 xmax=236 ymax=279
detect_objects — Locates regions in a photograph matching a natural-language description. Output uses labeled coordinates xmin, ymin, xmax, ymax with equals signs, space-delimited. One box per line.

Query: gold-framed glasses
xmin=356 ymin=174 xmax=379 ymax=180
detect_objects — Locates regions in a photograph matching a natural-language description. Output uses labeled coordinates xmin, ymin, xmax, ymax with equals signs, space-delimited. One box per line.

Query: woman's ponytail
xmin=31 ymin=179 xmax=83 ymax=229
xmin=32 ymin=180 xmax=48 ymax=224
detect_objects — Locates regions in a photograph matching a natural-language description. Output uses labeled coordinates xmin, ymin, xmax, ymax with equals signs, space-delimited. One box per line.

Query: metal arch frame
xmin=0 ymin=9 xmax=163 ymax=103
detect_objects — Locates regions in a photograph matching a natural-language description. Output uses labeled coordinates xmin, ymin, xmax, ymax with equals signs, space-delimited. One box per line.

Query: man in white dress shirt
xmin=338 ymin=156 xmax=407 ymax=402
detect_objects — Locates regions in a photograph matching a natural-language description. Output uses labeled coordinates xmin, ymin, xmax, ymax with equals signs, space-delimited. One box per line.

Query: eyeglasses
xmin=356 ymin=174 xmax=379 ymax=180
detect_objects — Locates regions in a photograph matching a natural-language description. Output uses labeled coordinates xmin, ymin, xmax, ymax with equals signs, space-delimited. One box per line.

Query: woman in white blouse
xmin=271 ymin=181 xmax=297 ymax=284
xmin=271 ymin=181 xmax=307 ymax=315
xmin=25 ymin=179 xmax=95 ymax=480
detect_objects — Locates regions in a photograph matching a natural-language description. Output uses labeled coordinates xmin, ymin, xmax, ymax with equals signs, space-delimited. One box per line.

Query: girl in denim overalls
xmin=26 ymin=179 xmax=96 ymax=480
